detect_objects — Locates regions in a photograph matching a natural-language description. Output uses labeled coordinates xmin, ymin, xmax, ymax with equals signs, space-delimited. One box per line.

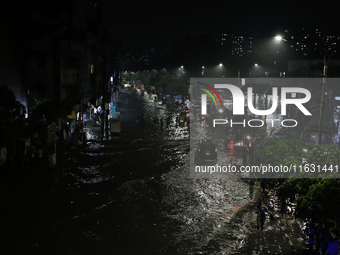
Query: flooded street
xmin=1 ymin=89 xmax=299 ymax=254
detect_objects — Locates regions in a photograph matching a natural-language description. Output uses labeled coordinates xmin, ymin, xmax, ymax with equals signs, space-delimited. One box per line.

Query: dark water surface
xmin=1 ymin=90 xmax=299 ymax=254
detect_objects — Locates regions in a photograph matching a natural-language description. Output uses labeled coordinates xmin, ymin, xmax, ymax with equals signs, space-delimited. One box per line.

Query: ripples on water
xmin=57 ymin=91 xmax=294 ymax=254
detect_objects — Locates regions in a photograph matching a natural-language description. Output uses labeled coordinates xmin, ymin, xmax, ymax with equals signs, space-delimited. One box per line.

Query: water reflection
xmin=7 ymin=89 xmax=296 ymax=255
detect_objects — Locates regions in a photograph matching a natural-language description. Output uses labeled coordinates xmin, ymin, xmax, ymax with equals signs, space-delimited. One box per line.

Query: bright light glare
xmin=255 ymin=63 xmax=258 ymax=66
xmin=275 ymin=36 xmax=283 ymax=41
xmin=219 ymin=63 xmax=223 ymax=66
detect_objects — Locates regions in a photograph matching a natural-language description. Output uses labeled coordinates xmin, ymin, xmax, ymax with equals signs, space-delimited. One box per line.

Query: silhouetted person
xmin=256 ymin=201 xmax=272 ymax=231
xmin=242 ymin=146 xmax=249 ymax=166
xmin=322 ymin=227 xmax=330 ymax=255
xmin=309 ymin=226 xmax=315 ymax=254
xmin=166 ymin=115 xmax=171 ymax=127
xmin=224 ymin=138 xmax=229 ymax=151
xmin=327 ymin=235 xmax=339 ymax=255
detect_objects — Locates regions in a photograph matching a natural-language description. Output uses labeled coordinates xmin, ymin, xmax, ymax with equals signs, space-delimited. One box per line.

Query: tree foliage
xmin=0 ymin=85 xmax=26 ymax=125
xmin=136 ymin=73 xmax=151 ymax=87
xmin=150 ymin=73 xmax=188 ymax=96
xmin=281 ymin=178 xmax=340 ymax=225
xmin=255 ymin=133 xmax=307 ymax=166
xmin=257 ymin=135 xmax=340 ymax=228
xmin=30 ymin=98 xmax=66 ymax=124
xmin=0 ymin=85 xmax=26 ymax=145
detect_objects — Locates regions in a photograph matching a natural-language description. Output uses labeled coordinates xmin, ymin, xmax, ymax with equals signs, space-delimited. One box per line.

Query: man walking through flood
xmin=256 ymin=200 xmax=273 ymax=231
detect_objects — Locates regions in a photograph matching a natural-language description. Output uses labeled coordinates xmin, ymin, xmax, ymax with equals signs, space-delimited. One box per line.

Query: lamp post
xmin=319 ymin=55 xmax=330 ymax=145
xmin=275 ymin=35 xmax=335 ymax=145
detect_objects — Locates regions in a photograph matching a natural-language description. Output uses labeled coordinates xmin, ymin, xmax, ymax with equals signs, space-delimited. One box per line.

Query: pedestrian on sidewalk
xmin=315 ymin=223 xmax=323 ymax=254
xmin=326 ymin=235 xmax=339 ymax=255
xmin=321 ymin=226 xmax=330 ymax=255
xmin=309 ymin=226 xmax=315 ymax=254
xmin=242 ymin=146 xmax=249 ymax=166
xmin=166 ymin=115 xmax=171 ymax=127
xmin=249 ymin=142 xmax=255 ymax=165
xmin=224 ymin=138 xmax=229 ymax=151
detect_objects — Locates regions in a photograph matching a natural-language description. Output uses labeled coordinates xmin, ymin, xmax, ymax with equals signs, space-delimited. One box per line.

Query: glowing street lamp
xmin=274 ymin=35 xmax=282 ymax=41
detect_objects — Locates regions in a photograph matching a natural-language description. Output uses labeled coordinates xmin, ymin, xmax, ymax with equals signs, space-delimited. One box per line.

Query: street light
xmin=274 ymin=36 xmax=286 ymax=42
xmin=214 ymin=63 xmax=226 ymax=77
xmin=275 ymin=35 xmax=334 ymax=145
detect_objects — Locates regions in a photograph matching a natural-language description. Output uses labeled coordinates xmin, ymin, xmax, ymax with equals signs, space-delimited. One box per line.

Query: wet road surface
xmin=0 ymin=89 xmax=301 ymax=254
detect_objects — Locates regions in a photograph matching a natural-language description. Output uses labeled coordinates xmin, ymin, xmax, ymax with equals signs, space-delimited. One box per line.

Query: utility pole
xmin=105 ymin=56 xmax=109 ymax=132
xmin=101 ymin=55 xmax=108 ymax=138
xmin=318 ymin=55 xmax=328 ymax=145
xmin=275 ymin=35 xmax=337 ymax=145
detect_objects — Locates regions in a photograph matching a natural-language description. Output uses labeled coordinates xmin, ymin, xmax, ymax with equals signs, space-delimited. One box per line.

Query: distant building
xmin=120 ymin=47 xmax=164 ymax=71
xmin=216 ymin=32 xmax=253 ymax=58
xmin=1 ymin=0 xmax=120 ymax=129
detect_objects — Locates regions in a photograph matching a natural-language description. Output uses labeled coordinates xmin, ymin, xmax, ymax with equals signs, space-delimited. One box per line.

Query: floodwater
xmin=1 ymin=89 xmax=301 ymax=254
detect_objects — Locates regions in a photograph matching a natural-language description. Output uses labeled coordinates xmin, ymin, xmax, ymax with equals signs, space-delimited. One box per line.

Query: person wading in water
xmin=256 ymin=200 xmax=273 ymax=231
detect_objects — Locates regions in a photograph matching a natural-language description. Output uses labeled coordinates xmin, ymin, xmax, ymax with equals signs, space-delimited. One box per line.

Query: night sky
xmin=102 ymin=0 xmax=340 ymax=50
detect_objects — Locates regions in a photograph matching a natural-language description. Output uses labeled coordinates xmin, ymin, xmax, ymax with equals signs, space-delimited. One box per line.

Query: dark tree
xmin=0 ymin=85 xmax=26 ymax=125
